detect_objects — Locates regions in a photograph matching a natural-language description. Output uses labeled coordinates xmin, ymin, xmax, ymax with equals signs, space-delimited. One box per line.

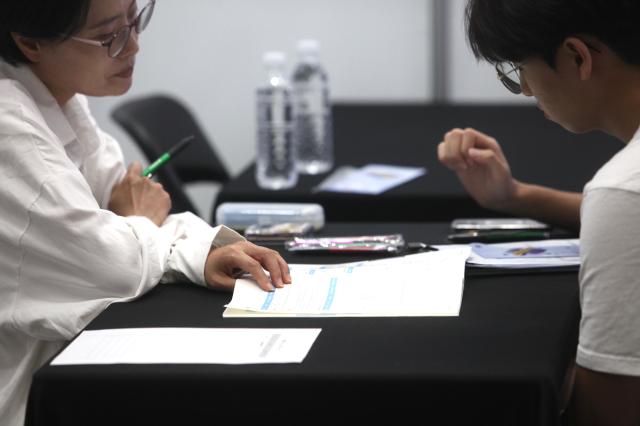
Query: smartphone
xmin=450 ymin=218 xmax=550 ymax=231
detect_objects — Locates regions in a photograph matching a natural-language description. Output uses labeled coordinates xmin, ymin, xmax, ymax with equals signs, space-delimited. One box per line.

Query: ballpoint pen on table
xmin=141 ymin=135 xmax=195 ymax=178
xmin=447 ymin=229 xmax=551 ymax=244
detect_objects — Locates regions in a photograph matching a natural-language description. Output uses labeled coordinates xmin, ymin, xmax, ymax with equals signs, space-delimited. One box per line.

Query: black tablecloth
xmin=26 ymin=223 xmax=579 ymax=426
xmin=213 ymin=103 xmax=622 ymax=222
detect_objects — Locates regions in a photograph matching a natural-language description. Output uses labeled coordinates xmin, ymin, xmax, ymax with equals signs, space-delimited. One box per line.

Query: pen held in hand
xmin=141 ymin=135 xmax=195 ymax=178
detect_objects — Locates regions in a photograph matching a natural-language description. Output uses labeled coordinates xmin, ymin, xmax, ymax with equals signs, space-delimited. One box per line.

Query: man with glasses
xmin=0 ymin=2 xmax=291 ymax=424
xmin=438 ymin=0 xmax=640 ymax=424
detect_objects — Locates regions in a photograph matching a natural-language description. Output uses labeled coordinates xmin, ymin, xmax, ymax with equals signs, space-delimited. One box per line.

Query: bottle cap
xmin=262 ymin=51 xmax=286 ymax=66
xmin=296 ymin=39 xmax=320 ymax=54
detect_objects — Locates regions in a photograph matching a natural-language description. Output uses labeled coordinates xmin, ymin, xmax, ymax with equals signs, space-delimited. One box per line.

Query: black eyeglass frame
xmin=496 ymin=62 xmax=524 ymax=94
xmin=495 ymin=42 xmax=602 ymax=95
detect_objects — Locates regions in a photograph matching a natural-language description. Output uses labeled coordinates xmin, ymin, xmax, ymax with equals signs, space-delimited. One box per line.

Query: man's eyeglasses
xmin=495 ymin=62 xmax=524 ymax=94
xmin=69 ymin=0 xmax=155 ymax=58
xmin=496 ymin=42 xmax=602 ymax=95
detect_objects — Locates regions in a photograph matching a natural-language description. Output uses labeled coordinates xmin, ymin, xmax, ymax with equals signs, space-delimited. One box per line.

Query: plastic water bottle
xmin=255 ymin=51 xmax=298 ymax=190
xmin=291 ymin=39 xmax=334 ymax=174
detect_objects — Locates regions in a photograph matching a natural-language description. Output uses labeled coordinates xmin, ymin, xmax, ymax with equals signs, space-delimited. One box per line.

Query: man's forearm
xmin=570 ymin=365 xmax=640 ymax=426
xmin=502 ymin=182 xmax=582 ymax=231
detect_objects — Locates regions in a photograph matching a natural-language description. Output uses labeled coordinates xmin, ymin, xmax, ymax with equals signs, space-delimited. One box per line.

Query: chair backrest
xmin=111 ymin=94 xmax=231 ymax=216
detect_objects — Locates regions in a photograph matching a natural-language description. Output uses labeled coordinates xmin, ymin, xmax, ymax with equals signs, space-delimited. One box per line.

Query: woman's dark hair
xmin=466 ymin=0 xmax=640 ymax=67
xmin=0 ymin=0 xmax=91 ymax=65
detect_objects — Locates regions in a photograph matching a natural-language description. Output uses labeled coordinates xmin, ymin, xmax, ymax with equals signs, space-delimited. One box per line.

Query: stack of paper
xmin=453 ymin=238 xmax=581 ymax=269
xmin=224 ymin=247 xmax=470 ymax=318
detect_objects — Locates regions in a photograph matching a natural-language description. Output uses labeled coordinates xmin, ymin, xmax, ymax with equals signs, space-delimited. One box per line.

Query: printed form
xmin=224 ymin=247 xmax=470 ymax=318
xmin=52 ymin=328 xmax=321 ymax=365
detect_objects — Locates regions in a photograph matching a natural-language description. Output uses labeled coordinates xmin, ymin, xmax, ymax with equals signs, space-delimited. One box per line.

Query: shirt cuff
xmin=211 ymin=225 xmax=246 ymax=248
xmin=163 ymin=221 xmax=246 ymax=287
xmin=196 ymin=225 xmax=245 ymax=286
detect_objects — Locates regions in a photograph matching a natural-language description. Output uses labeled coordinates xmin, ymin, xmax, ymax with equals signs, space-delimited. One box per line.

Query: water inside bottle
xmin=292 ymin=63 xmax=334 ymax=174
xmin=256 ymin=87 xmax=297 ymax=190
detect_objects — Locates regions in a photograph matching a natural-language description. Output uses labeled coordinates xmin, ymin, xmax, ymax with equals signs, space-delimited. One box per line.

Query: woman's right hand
xmin=437 ymin=127 xmax=519 ymax=211
xmin=108 ymin=162 xmax=172 ymax=226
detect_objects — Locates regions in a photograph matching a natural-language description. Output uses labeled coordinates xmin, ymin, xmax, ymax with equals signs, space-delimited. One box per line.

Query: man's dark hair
xmin=0 ymin=0 xmax=91 ymax=66
xmin=466 ymin=0 xmax=640 ymax=67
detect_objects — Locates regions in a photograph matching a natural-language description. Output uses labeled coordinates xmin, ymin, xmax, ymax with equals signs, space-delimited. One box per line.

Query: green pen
xmin=142 ymin=135 xmax=195 ymax=177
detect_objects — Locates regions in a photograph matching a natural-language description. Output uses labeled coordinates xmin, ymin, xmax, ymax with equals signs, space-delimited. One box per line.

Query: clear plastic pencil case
xmin=215 ymin=202 xmax=325 ymax=231
xmin=285 ymin=234 xmax=406 ymax=253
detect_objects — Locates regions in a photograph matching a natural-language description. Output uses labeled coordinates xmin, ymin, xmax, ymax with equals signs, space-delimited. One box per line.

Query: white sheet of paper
xmin=51 ymin=328 xmax=321 ymax=365
xmin=224 ymin=247 xmax=470 ymax=318
xmin=314 ymin=164 xmax=426 ymax=194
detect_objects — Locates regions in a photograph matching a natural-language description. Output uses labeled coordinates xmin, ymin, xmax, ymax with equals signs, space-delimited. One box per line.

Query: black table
xmin=26 ymin=222 xmax=579 ymax=426
xmin=213 ymin=103 xmax=622 ymax=222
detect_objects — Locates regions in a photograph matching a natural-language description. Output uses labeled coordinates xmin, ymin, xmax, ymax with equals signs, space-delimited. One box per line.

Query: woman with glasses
xmin=0 ymin=2 xmax=291 ymax=424
xmin=438 ymin=0 xmax=640 ymax=424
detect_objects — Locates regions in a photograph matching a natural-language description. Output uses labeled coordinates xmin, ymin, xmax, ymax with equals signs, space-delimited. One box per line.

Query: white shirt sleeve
xmin=68 ymin=95 xmax=126 ymax=207
xmin=159 ymin=212 xmax=245 ymax=286
xmin=578 ymin=187 xmax=640 ymax=376
xmin=3 ymin=98 xmax=244 ymax=343
xmin=71 ymin=94 xmax=246 ymax=286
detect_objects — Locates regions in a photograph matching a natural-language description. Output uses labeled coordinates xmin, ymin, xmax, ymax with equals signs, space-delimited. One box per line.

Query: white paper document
xmin=314 ymin=164 xmax=426 ymax=194
xmin=440 ymin=238 xmax=581 ymax=269
xmin=224 ymin=247 xmax=470 ymax=318
xmin=51 ymin=328 xmax=321 ymax=365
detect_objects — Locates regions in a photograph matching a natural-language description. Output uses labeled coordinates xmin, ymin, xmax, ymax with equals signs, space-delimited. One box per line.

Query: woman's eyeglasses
xmin=69 ymin=0 xmax=155 ymax=58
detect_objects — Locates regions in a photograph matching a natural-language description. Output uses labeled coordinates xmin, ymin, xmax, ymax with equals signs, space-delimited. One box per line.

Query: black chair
xmin=111 ymin=94 xmax=231 ymax=218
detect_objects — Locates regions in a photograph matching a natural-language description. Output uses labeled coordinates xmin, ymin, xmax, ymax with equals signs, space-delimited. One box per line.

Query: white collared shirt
xmin=0 ymin=61 xmax=243 ymax=425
